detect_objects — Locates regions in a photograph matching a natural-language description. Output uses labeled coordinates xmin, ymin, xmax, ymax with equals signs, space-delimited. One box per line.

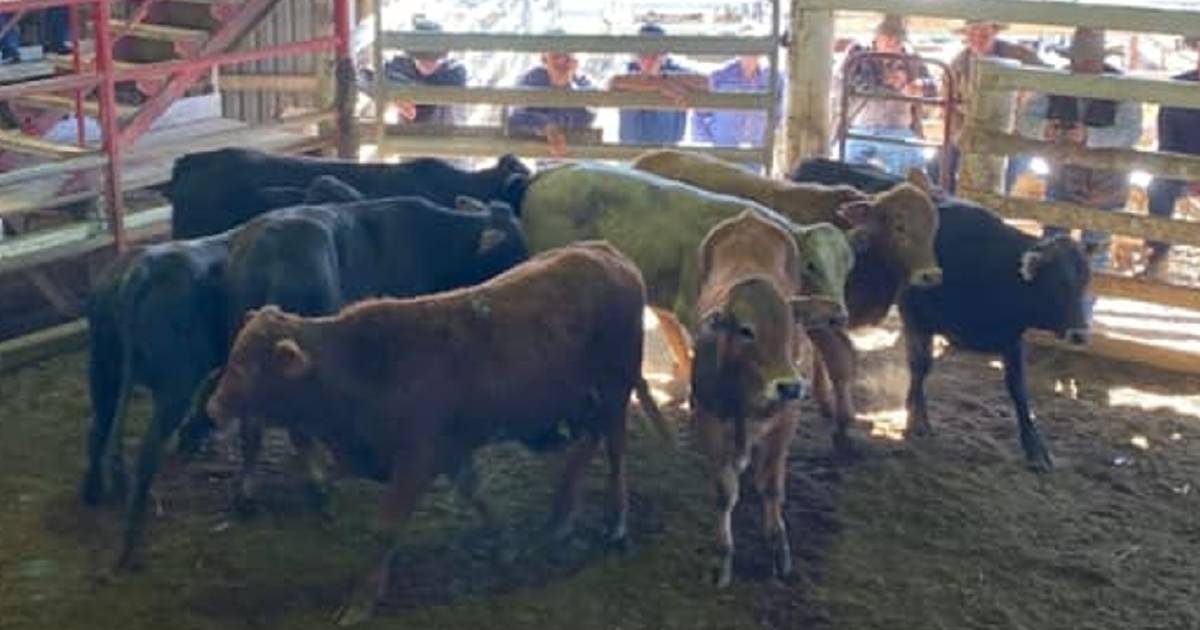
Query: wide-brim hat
xmin=407 ymin=18 xmax=445 ymax=59
xmin=1058 ymin=27 xmax=1110 ymax=62
xmin=953 ymin=19 xmax=1010 ymax=34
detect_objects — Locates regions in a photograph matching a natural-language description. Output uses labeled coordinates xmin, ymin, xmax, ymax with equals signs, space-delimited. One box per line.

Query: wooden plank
xmin=966 ymin=127 xmax=1200 ymax=183
xmin=386 ymin=85 xmax=767 ymax=111
xmin=15 ymin=94 xmax=139 ymax=118
xmin=980 ymin=61 xmax=1200 ymax=110
xmin=0 ymin=320 xmax=88 ymax=374
xmin=0 ymin=206 xmax=170 ymax=275
xmin=219 ymin=73 xmax=318 ymax=92
xmin=793 ymin=0 xmax=1200 ymax=38
xmin=1092 ymin=273 xmax=1200 ymax=312
xmin=0 ymin=60 xmax=56 ymax=84
xmin=110 ymin=19 xmax=209 ymax=43
xmin=379 ymin=32 xmax=778 ymax=56
xmin=380 ymin=134 xmax=765 ymax=162
xmin=1029 ymin=330 xmax=1200 ymax=376
xmin=963 ymin=190 xmax=1200 ymax=248
xmin=0 ymin=130 xmax=96 ymax=158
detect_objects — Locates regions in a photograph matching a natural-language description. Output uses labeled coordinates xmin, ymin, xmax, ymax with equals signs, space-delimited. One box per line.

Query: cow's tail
xmin=633 ymin=376 xmax=674 ymax=446
xmin=103 ymin=266 xmax=149 ymax=498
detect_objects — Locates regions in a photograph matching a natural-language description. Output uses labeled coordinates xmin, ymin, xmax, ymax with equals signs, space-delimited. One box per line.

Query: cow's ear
xmin=273 ymin=338 xmax=310 ymax=379
xmin=1018 ymin=249 xmax=1043 ymax=282
xmin=835 ymin=199 xmax=872 ymax=226
xmin=906 ymin=168 xmax=933 ymax=194
xmin=477 ymin=227 xmax=508 ymax=254
xmin=456 ymin=195 xmax=488 ymax=214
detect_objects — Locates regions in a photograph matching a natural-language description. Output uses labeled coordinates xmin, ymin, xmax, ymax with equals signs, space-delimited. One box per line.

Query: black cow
xmin=793 ymin=159 xmax=1092 ymax=471
xmin=166 ymin=149 xmax=530 ymax=238
xmin=83 ymin=178 xmax=361 ymax=569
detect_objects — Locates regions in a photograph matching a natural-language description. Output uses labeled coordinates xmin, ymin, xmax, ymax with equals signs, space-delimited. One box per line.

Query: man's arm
xmin=1086 ymin=100 xmax=1142 ymax=148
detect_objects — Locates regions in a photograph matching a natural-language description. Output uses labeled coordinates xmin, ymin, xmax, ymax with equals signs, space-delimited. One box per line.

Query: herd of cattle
xmin=74 ymin=146 xmax=1093 ymax=624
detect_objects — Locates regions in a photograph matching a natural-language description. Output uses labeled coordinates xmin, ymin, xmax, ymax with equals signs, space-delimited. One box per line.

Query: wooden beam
xmin=0 ymin=130 xmax=96 ymax=158
xmin=219 ymin=74 xmax=320 ymax=92
xmin=386 ymin=84 xmax=768 ymax=111
xmin=1029 ymin=330 xmax=1200 ymax=376
xmin=963 ymin=190 xmax=1200 ymax=248
xmin=979 ymin=61 xmax=1200 ymax=110
xmin=379 ymin=134 xmax=765 ymax=162
xmin=0 ymin=320 xmax=89 ymax=374
xmin=792 ymin=0 xmax=1200 ymax=38
xmin=1092 ymin=273 xmax=1200 ymax=312
xmin=958 ymin=58 xmax=1018 ymax=194
xmin=965 ymin=128 xmax=1200 ymax=183
xmin=379 ymin=32 xmax=777 ymax=56
xmin=785 ymin=6 xmax=834 ymax=169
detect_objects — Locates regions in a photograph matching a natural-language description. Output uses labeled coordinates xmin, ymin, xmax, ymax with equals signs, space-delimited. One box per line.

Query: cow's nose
xmin=776 ymin=380 xmax=806 ymax=401
xmin=910 ymin=267 xmax=944 ymax=287
xmin=1065 ymin=328 xmax=1090 ymax=346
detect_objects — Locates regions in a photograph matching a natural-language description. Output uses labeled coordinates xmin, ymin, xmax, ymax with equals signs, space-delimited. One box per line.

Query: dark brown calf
xmin=206 ymin=242 xmax=667 ymax=625
xmin=690 ymin=211 xmax=814 ymax=587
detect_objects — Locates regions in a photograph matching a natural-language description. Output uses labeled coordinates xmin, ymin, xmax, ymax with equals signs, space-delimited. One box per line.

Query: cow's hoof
xmin=771 ymin=540 xmax=793 ymax=579
xmin=711 ymin=554 xmax=733 ymax=588
xmin=904 ymin=421 xmax=934 ymax=439
xmin=608 ymin=530 xmax=632 ymax=554
xmin=1024 ymin=449 xmax=1055 ymax=473
xmin=332 ymin=598 xmax=375 ymax=628
xmin=832 ymin=432 xmax=859 ymax=463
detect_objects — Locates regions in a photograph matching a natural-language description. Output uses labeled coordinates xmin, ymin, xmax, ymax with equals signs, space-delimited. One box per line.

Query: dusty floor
xmin=1 ymin=323 xmax=1198 ymax=630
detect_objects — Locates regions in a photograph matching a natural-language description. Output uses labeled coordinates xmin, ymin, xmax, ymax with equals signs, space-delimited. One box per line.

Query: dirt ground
xmin=1 ymin=322 xmax=1198 ymax=630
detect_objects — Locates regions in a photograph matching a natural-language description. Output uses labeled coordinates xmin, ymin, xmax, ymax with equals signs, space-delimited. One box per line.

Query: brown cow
xmin=690 ymin=210 xmax=813 ymax=587
xmin=205 ymin=242 xmax=668 ymax=625
xmin=634 ymin=149 xmax=943 ymax=457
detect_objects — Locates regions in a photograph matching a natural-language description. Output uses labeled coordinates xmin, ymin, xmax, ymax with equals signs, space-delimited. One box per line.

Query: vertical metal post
xmin=94 ymin=0 xmax=125 ymax=251
xmin=762 ymin=0 xmax=781 ymax=174
xmin=333 ymin=0 xmax=357 ymax=158
xmin=70 ymin=3 xmax=85 ymax=146
xmin=372 ymin=0 xmax=385 ymax=152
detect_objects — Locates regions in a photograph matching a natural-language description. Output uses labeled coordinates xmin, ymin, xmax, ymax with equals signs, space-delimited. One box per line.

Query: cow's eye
xmin=738 ymin=325 xmax=756 ymax=341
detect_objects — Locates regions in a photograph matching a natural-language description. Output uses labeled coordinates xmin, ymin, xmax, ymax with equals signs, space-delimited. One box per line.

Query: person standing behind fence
xmin=1143 ymin=35 xmax=1200 ymax=281
xmin=1016 ymin=27 xmax=1142 ymax=323
xmin=609 ymin=23 xmax=705 ymax=146
xmin=507 ymin=32 xmax=596 ymax=158
xmin=382 ymin=19 xmax=467 ymax=127
xmin=689 ymin=45 xmax=782 ymax=149
xmin=841 ymin=15 xmax=936 ymax=177
xmin=945 ymin=19 xmax=1043 ymax=191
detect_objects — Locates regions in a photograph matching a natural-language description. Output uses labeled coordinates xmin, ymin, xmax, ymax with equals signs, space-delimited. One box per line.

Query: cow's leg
xmin=453 ymin=454 xmax=495 ymax=528
xmin=175 ymin=368 xmax=222 ymax=459
xmin=82 ymin=346 xmax=122 ymax=506
xmin=117 ymin=392 xmax=188 ymax=569
xmin=547 ymin=434 xmax=601 ymax=541
xmin=290 ymin=430 xmax=331 ymax=514
xmin=754 ymin=415 xmax=797 ymax=580
xmin=232 ymin=416 xmax=265 ymax=517
xmin=696 ymin=413 xmax=739 ymax=587
xmin=810 ymin=351 xmax=834 ymax=419
xmin=335 ymin=450 xmax=436 ymax=627
xmin=1002 ymin=342 xmax=1053 ymax=471
xmin=903 ymin=328 xmax=935 ymax=438
xmin=811 ymin=329 xmax=858 ymax=459
xmin=602 ymin=399 xmax=630 ymax=548
xmin=653 ymin=307 xmax=693 ymax=386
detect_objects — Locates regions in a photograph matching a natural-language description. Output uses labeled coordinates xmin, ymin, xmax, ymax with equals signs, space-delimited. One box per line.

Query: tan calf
xmin=690 ymin=210 xmax=816 ymax=587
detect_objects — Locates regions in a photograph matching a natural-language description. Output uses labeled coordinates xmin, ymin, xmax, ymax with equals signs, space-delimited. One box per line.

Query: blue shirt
xmin=619 ymin=58 xmax=690 ymax=145
xmin=507 ymin=67 xmax=596 ymax=134
xmin=690 ymin=60 xmax=783 ymax=147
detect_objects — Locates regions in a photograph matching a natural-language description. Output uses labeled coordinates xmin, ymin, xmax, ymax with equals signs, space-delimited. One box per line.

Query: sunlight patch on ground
xmin=860 ymin=408 xmax=908 ymax=441
xmin=1130 ymin=435 xmax=1151 ymax=451
xmin=989 ymin=360 xmax=1003 ymax=370
xmin=1054 ymin=379 xmax=1080 ymax=400
xmin=850 ymin=327 xmax=898 ymax=352
xmin=1108 ymin=387 xmax=1200 ymax=420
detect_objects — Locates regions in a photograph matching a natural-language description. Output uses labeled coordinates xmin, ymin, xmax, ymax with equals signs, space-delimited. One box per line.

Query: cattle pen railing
xmin=366 ymin=0 xmax=786 ymax=169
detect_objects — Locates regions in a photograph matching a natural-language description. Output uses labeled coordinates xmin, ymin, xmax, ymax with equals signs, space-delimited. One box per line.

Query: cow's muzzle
xmin=909 ymin=266 xmax=944 ymax=288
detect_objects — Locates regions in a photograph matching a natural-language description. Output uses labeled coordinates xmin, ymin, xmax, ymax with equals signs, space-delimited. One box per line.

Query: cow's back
xmin=633 ymin=149 xmax=783 ymax=209
xmin=521 ymin=163 xmax=774 ymax=323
